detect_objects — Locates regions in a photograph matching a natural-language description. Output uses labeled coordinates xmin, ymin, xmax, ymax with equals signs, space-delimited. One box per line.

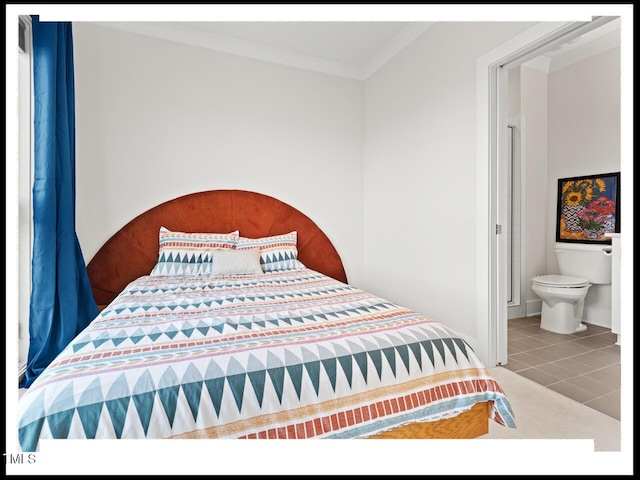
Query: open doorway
xmin=504 ymin=17 xmax=621 ymax=326
xmin=475 ymin=15 xmax=621 ymax=367
xmin=501 ymin=17 xmax=621 ymax=358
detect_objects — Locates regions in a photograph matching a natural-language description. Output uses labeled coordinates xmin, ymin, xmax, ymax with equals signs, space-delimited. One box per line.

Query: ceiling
xmin=98 ymin=20 xmax=432 ymax=79
xmin=171 ymin=21 xmax=411 ymax=65
xmin=97 ymin=18 xmax=621 ymax=79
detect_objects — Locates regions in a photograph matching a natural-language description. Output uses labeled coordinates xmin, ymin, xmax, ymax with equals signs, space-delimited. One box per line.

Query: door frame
xmin=475 ymin=17 xmax=618 ymax=366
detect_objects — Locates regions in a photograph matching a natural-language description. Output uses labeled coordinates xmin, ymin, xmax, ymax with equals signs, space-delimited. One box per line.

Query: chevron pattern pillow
xmin=236 ymin=231 xmax=305 ymax=273
xmin=150 ymin=227 xmax=239 ymax=276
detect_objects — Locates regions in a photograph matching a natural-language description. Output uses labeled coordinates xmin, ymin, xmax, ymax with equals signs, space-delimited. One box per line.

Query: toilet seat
xmin=532 ymin=274 xmax=589 ymax=288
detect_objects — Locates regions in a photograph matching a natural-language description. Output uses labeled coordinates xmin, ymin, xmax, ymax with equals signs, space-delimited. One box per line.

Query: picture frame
xmin=556 ymin=172 xmax=620 ymax=244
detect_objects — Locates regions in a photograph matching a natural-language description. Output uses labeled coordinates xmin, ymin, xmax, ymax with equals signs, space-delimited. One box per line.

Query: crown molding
xmin=521 ymin=55 xmax=552 ymax=73
xmin=86 ymin=21 xmax=431 ymax=81
xmin=90 ymin=22 xmax=361 ymax=79
xmin=362 ymin=22 xmax=433 ymax=78
xmin=89 ymin=20 xmax=618 ymax=80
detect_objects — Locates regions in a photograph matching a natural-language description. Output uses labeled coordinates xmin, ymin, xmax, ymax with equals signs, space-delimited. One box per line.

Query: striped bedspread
xmin=18 ymin=268 xmax=515 ymax=450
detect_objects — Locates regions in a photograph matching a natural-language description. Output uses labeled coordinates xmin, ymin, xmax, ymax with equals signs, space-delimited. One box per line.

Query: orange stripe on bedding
xmin=171 ymin=369 xmax=495 ymax=439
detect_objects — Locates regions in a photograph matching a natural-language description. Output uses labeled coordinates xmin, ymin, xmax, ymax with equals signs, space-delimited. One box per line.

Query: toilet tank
xmin=554 ymin=243 xmax=612 ymax=284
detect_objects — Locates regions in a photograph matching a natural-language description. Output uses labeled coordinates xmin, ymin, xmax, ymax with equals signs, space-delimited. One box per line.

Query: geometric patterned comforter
xmin=18 ymin=268 xmax=515 ymax=451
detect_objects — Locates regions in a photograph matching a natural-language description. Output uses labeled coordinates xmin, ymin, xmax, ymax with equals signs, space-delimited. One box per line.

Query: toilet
xmin=531 ymin=243 xmax=612 ymax=334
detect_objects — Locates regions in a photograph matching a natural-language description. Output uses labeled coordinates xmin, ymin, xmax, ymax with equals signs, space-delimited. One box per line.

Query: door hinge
xmin=496 ymin=224 xmax=502 ymax=234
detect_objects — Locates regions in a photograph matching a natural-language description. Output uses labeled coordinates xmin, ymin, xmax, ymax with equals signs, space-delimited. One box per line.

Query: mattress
xmin=18 ymin=268 xmax=515 ymax=450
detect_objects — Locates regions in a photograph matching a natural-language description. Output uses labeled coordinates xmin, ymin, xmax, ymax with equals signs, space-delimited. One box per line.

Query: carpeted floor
xmin=480 ymin=366 xmax=621 ymax=451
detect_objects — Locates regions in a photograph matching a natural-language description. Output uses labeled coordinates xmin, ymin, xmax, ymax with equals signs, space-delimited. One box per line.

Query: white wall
xmin=72 ymin=21 xmax=541 ymax=350
xmin=507 ymin=67 xmax=521 ymax=118
xmin=520 ymin=66 xmax=549 ymax=305
xmin=363 ymin=22 xmax=534 ymax=345
xmin=72 ymin=23 xmax=365 ymax=285
xmin=545 ymin=47 xmax=621 ymax=272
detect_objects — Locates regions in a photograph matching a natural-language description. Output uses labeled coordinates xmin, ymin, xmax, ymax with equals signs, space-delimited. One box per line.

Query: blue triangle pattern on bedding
xmin=18 ymin=329 xmax=474 ymax=449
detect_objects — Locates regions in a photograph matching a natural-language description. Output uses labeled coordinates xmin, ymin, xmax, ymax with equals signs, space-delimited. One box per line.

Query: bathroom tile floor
xmin=505 ymin=316 xmax=620 ymax=420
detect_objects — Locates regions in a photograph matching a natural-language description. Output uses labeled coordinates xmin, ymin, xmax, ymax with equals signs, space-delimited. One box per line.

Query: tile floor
xmin=504 ymin=315 xmax=620 ymax=420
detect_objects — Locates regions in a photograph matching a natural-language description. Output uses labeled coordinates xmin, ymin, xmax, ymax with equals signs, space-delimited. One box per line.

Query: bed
xmin=17 ymin=190 xmax=515 ymax=451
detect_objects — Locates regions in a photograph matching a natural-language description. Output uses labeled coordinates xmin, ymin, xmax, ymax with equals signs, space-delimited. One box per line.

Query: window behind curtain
xmin=18 ymin=15 xmax=33 ymax=381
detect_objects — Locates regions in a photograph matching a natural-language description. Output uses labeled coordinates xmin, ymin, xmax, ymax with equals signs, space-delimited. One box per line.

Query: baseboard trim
xmin=508 ymin=304 xmax=526 ymax=319
xmin=526 ymin=299 xmax=542 ymax=316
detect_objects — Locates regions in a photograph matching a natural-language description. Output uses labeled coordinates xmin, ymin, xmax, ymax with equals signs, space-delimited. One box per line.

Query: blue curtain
xmin=22 ymin=17 xmax=99 ymax=388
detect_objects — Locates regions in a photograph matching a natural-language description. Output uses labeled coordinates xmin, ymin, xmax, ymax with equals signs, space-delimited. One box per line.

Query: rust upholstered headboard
xmin=86 ymin=190 xmax=347 ymax=308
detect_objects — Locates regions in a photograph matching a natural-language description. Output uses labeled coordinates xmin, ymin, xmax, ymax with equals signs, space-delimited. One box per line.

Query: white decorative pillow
xmin=236 ymin=231 xmax=305 ymax=273
xmin=150 ymin=227 xmax=239 ymax=276
xmin=210 ymin=248 xmax=263 ymax=276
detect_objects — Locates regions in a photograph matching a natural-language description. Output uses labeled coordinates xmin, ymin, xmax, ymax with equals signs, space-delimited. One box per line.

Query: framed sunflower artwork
xmin=556 ymin=172 xmax=620 ymax=244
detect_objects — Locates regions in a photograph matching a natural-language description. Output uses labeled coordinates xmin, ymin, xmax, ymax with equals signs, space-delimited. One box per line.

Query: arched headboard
xmin=86 ymin=190 xmax=347 ymax=307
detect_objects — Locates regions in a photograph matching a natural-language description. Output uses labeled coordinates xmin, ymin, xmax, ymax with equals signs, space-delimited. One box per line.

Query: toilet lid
xmin=532 ymin=274 xmax=589 ymax=287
